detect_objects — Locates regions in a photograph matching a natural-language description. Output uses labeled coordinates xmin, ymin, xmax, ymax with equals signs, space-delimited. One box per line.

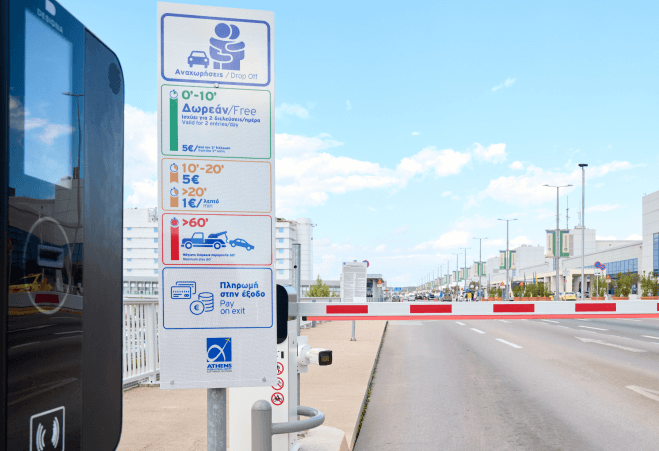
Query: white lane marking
xmin=54 ymin=331 xmax=82 ymax=335
xmin=618 ymin=319 xmax=641 ymax=322
xmin=499 ymin=320 xmax=510 ymax=323
xmin=389 ymin=321 xmax=423 ymax=326
xmin=541 ymin=320 xmax=559 ymax=323
xmin=642 ymin=335 xmax=659 ymax=341
xmin=471 ymin=328 xmax=485 ymax=334
xmin=579 ymin=325 xmax=608 ymax=331
xmin=9 ymin=325 xmax=52 ymax=333
xmin=496 ymin=338 xmax=522 ymax=348
xmin=11 ymin=341 xmax=39 ymax=349
xmin=576 ymin=319 xmax=590 ymax=321
xmin=557 ymin=326 xmax=570 ymax=328
xmin=455 ymin=322 xmax=465 ymax=326
xmin=627 ymin=386 xmax=659 ymax=402
xmin=576 ymin=337 xmax=646 ymax=352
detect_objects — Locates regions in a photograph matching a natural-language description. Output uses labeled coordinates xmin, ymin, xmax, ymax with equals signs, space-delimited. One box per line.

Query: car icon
xmin=229 ymin=238 xmax=254 ymax=251
xmin=188 ymin=51 xmax=209 ymax=68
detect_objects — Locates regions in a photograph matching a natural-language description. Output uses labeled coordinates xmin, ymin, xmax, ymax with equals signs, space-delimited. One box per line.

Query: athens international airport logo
xmin=207 ymin=337 xmax=232 ymax=372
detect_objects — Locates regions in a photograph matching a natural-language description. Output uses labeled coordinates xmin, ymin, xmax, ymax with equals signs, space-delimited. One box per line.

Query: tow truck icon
xmin=181 ymin=232 xmax=228 ymax=250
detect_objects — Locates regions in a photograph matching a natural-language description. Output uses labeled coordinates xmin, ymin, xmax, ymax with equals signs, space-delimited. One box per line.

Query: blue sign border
xmin=162 ymin=267 xmax=274 ymax=329
xmin=160 ymin=13 xmax=271 ymax=87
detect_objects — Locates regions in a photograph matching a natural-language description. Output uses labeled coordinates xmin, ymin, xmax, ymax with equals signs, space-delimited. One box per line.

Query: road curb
xmin=350 ymin=320 xmax=388 ymax=450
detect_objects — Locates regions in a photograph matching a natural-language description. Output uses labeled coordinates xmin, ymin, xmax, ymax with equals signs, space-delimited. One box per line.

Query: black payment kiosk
xmin=1 ymin=0 xmax=124 ymax=449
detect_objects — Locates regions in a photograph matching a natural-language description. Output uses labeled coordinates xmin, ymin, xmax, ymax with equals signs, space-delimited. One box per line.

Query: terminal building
xmin=437 ymin=189 xmax=659 ymax=296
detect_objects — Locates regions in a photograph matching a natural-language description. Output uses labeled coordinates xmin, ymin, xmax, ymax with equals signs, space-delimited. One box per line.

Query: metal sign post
xmin=157 ymin=3 xmax=275 ymax=450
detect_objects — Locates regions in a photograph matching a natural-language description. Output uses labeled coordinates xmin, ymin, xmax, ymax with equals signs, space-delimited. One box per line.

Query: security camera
xmin=308 ymin=348 xmax=332 ymax=366
xmin=297 ymin=337 xmax=333 ymax=373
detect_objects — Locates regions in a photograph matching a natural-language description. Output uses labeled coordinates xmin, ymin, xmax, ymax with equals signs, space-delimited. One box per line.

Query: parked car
xmin=428 ymin=293 xmax=435 ymax=300
xmin=9 ymin=273 xmax=52 ymax=293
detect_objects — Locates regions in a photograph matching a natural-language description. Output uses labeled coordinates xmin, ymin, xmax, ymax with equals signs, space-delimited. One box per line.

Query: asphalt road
xmin=354 ymin=316 xmax=659 ymax=451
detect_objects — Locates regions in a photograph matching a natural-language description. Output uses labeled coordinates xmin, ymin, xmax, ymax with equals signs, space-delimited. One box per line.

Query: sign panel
xmin=341 ymin=262 xmax=367 ymax=302
xmin=158 ymin=2 xmax=275 ymax=389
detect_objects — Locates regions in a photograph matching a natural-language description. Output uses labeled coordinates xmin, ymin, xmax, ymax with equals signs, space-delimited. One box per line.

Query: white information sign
xmin=158 ymin=2 xmax=275 ymax=389
xmin=341 ymin=262 xmax=367 ymax=303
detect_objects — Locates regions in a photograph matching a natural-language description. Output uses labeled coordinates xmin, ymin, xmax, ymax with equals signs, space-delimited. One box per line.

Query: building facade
xmin=275 ymin=217 xmax=313 ymax=280
xmin=123 ymin=207 xmax=159 ymax=295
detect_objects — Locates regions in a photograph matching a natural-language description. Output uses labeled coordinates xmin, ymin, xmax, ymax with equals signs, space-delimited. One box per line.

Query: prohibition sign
xmin=277 ymin=362 xmax=284 ymax=375
xmin=271 ymin=392 xmax=284 ymax=406
xmin=272 ymin=377 xmax=284 ymax=391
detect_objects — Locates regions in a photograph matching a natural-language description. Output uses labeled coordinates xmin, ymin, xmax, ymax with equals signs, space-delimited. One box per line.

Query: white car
xmin=408 ymin=294 xmax=415 ymax=302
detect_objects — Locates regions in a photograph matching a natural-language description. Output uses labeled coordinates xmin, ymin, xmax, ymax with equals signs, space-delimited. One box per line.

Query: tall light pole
xmin=497 ymin=219 xmax=518 ymax=300
xmin=543 ymin=184 xmax=573 ymax=301
xmin=579 ymin=164 xmax=588 ymax=300
xmin=459 ymin=247 xmax=471 ymax=294
xmin=446 ymin=259 xmax=450 ymax=293
xmin=473 ymin=237 xmax=488 ymax=300
xmin=452 ymin=252 xmax=460 ymax=298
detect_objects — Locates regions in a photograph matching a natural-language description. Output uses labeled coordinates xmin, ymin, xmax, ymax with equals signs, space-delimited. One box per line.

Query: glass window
xmin=278 ymin=239 xmax=283 ymax=243
xmin=127 ymin=258 xmax=131 ymax=262
xmin=154 ymin=238 xmax=158 ymax=243
xmin=278 ymin=228 xmax=283 ymax=232
xmin=279 ymin=249 xmax=283 ymax=254
xmin=154 ymin=227 xmax=159 ymax=232
xmin=127 ymin=248 xmax=131 ymax=251
xmin=127 ymin=269 xmax=132 ymax=272
xmin=154 ymin=270 xmax=158 ymax=274
xmin=127 ymin=238 xmax=131 ymax=241
xmin=279 ymin=270 xmax=283 ymax=274
xmin=154 ymin=259 xmax=158 ymax=263
xmin=154 ymin=249 xmax=158 ymax=253
xmin=127 ymin=227 xmax=131 ymax=230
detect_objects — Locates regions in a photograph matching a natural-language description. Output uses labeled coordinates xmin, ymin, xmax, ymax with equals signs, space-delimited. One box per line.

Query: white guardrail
xmin=123 ymin=297 xmax=160 ymax=385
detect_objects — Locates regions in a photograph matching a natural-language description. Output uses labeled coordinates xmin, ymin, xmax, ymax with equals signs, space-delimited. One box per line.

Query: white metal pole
xmin=580 ymin=164 xmax=587 ymax=300
xmin=506 ymin=222 xmax=509 ymax=301
xmin=556 ymin=187 xmax=560 ymax=301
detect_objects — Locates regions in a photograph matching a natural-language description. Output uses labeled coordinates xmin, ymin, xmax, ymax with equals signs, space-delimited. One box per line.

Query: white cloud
xmin=123 ymin=105 xmax=158 ymax=208
xmin=275 ymin=103 xmax=309 ymax=120
xmin=626 ymin=234 xmax=642 ymax=240
xmin=374 ymin=244 xmax=386 ymax=253
xmin=478 ymin=161 xmax=637 ymax=207
xmin=441 ymin=191 xmax=452 ymax=197
xmin=37 ymin=123 xmax=74 ymax=145
xmin=586 ymin=204 xmax=624 ymax=213
xmin=473 ymin=143 xmax=507 ymax=163
xmin=396 ymin=146 xmax=471 ymax=178
xmin=413 ymin=230 xmax=471 ymax=250
xmin=491 ymin=77 xmax=516 ymax=92
xmin=276 ymin=137 xmax=474 ymax=216
xmin=313 ymin=238 xmax=353 ymax=252
xmin=412 ymin=131 xmax=420 ymax=136
xmin=125 ymin=178 xmax=157 ymax=208
xmin=597 ymin=235 xmax=617 ymax=240
xmin=453 ymin=215 xmax=498 ymax=231
xmin=346 ymin=100 xmax=351 ymax=110
xmin=367 ymin=206 xmax=377 ymax=212
xmin=510 ymin=161 xmax=524 ymax=170
xmin=485 ymin=236 xmax=536 ymax=248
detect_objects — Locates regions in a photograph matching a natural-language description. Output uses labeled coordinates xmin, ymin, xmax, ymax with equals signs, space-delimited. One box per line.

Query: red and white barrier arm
xmin=296 ymin=301 xmax=659 ymax=321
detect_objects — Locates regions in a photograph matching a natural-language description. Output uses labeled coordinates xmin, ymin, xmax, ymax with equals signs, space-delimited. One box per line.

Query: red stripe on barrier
xmin=306 ymin=313 xmax=659 ymax=321
xmin=326 ymin=305 xmax=368 ymax=314
xmin=410 ymin=305 xmax=452 ymax=314
xmin=575 ymin=303 xmax=616 ymax=312
xmin=493 ymin=304 xmax=535 ymax=313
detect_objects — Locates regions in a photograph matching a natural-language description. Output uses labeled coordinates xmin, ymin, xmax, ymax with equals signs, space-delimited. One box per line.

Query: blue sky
xmin=63 ymin=0 xmax=659 ymax=286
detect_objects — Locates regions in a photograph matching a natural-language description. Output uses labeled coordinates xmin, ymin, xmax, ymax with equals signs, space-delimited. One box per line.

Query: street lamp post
xmin=452 ymin=253 xmax=460 ymax=299
xmin=459 ymin=247 xmax=471 ymax=296
xmin=497 ymin=219 xmax=518 ymax=301
xmin=473 ymin=237 xmax=488 ymax=300
xmin=579 ymin=164 xmax=588 ymax=300
xmin=543 ymin=184 xmax=573 ymax=301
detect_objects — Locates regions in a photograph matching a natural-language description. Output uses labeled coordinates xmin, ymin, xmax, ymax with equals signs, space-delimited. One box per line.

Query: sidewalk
xmin=116 ymin=320 xmax=386 ymax=450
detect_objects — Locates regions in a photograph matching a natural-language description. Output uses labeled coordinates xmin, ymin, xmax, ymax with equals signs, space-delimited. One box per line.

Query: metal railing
xmin=123 ymin=297 xmax=159 ymax=385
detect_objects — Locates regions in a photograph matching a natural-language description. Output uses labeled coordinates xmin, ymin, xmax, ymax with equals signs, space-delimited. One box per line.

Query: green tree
xmin=307 ymin=275 xmax=331 ymax=297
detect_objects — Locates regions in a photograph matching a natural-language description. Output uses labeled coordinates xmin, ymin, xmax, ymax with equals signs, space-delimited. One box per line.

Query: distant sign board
xmin=393 ymin=287 xmax=402 ymax=292
xmin=158 ymin=2 xmax=275 ymax=389
xmin=341 ymin=262 xmax=367 ymax=302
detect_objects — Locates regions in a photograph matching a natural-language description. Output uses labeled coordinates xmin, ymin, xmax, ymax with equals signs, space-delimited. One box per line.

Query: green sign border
xmin=160 ymin=84 xmax=272 ymax=159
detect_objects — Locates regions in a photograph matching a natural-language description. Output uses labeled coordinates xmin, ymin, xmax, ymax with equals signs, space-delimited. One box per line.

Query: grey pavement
xmin=354 ymin=317 xmax=659 ymax=451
